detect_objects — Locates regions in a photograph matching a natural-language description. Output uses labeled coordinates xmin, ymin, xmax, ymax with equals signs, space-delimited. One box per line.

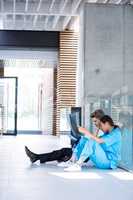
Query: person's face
xmin=100 ymin=122 xmax=110 ymax=132
xmin=92 ymin=117 xmax=100 ymax=128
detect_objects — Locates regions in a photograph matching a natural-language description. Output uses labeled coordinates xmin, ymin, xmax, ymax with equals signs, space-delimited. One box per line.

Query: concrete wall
xmin=76 ymin=9 xmax=84 ymax=108
xmin=83 ymin=4 xmax=133 ymax=170
xmin=125 ymin=6 xmax=133 ymax=91
xmin=84 ymin=4 xmax=123 ymax=99
xmin=83 ymin=4 xmax=133 ymax=124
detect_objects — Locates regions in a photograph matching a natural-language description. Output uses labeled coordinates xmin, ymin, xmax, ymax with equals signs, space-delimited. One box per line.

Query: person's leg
xmin=25 ymin=146 xmax=72 ymax=164
xmin=73 ymin=136 xmax=89 ymax=160
xmin=78 ymin=139 xmax=110 ymax=168
xmin=65 ymin=139 xmax=110 ymax=171
xmin=39 ymin=148 xmax=72 ymax=163
xmin=77 ymin=139 xmax=110 ymax=169
xmin=87 ymin=143 xmax=111 ymax=169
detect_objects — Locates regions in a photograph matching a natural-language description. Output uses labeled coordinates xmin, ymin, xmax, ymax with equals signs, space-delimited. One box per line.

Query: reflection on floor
xmin=0 ymin=135 xmax=133 ymax=200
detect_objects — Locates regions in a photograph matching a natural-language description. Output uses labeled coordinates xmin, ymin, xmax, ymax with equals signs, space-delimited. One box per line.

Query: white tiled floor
xmin=0 ymin=135 xmax=133 ymax=200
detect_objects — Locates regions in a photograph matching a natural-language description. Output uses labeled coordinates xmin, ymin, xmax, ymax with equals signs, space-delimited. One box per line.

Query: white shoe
xmin=57 ymin=160 xmax=73 ymax=167
xmin=64 ymin=163 xmax=81 ymax=172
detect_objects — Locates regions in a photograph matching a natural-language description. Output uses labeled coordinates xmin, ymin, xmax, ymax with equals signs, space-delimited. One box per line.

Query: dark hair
xmin=100 ymin=115 xmax=118 ymax=129
xmin=90 ymin=109 xmax=105 ymax=120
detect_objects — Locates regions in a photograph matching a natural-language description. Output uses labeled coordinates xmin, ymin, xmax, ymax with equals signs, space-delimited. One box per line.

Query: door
xmin=0 ymin=77 xmax=18 ymax=135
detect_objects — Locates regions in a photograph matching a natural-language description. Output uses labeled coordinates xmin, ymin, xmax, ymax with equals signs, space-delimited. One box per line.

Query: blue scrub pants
xmin=73 ymin=137 xmax=111 ymax=169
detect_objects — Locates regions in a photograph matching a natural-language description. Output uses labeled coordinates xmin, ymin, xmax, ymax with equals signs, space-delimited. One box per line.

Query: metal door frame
xmin=0 ymin=77 xmax=18 ymax=135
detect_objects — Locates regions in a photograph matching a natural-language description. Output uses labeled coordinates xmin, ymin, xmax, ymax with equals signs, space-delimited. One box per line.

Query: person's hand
xmin=78 ymin=127 xmax=86 ymax=133
xmin=78 ymin=127 xmax=91 ymax=135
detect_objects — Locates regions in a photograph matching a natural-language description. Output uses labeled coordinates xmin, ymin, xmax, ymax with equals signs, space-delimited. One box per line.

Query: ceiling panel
xmin=0 ymin=0 xmax=132 ymax=31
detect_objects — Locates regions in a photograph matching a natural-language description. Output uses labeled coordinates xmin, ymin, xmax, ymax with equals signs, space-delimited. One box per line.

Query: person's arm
xmin=78 ymin=127 xmax=104 ymax=144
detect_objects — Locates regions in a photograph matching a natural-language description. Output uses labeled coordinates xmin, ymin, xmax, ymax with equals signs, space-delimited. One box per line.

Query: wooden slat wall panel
xmin=0 ymin=60 xmax=4 ymax=76
xmin=56 ymin=31 xmax=78 ymax=135
xmin=53 ymin=68 xmax=57 ymax=135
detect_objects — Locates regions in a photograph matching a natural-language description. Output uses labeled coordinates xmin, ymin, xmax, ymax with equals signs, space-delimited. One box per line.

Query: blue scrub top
xmin=101 ymin=127 xmax=122 ymax=169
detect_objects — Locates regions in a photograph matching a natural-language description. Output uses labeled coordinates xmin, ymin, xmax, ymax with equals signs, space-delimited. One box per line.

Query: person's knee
xmin=61 ymin=148 xmax=72 ymax=156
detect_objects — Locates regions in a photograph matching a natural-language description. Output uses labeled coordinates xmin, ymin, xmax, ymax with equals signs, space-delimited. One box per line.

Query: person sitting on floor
xmin=64 ymin=115 xmax=122 ymax=171
xmin=25 ymin=109 xmax=105 ymax=167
